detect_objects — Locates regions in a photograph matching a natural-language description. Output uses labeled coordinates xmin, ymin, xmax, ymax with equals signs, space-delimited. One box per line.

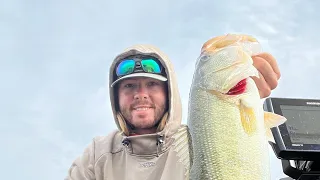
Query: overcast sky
xmin=1 ymin=0 xmax=319 ymax=179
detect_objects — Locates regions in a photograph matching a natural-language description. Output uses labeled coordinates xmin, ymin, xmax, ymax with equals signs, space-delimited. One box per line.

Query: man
xmin=66 ymin=44 xmax=281 ymax=180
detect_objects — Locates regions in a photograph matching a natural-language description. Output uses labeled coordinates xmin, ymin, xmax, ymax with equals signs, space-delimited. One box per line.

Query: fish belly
xmin=188 ymin=88 xmax=271 ymax=180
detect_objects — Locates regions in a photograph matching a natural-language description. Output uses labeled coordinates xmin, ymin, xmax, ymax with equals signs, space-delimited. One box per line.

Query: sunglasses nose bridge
xmin=134 ymin=61 xmax=144 ymax=73
xmin=135 ymin=61 xmax=141 ymax=68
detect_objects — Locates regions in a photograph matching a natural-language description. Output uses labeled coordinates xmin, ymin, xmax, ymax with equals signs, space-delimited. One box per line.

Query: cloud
xmin=2 ymin=0 xmax=320 ymax=179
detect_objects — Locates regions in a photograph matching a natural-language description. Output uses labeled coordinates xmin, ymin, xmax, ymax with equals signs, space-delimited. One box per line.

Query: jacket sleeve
xmin=65 ymin=141 xmax=96 ymax=180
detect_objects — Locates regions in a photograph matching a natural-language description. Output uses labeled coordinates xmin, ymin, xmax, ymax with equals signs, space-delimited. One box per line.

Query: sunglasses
xmin=116 ymin=58 xmax=162 ymax=77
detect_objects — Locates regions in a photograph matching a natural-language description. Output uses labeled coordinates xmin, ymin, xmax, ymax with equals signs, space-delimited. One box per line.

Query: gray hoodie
xmin=66 ymin=44 xmax=193 ymax=180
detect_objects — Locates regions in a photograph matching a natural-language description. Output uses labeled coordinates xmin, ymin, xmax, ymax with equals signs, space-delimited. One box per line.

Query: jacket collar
xmin=121 ymin=133 xmax=173 ymax=156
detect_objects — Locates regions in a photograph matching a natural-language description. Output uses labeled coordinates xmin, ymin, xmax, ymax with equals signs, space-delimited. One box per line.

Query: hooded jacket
xmin=66 ymin=44 xmax=193 ymax=180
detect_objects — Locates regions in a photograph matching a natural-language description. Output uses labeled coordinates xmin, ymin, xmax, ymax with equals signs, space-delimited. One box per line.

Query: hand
xmin=251 ymin=53 xmax=281 ymax=98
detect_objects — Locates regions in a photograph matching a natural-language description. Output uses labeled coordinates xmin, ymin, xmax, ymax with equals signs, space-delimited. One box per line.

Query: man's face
xmin=117 ymin=77 xmax=168 ymax=133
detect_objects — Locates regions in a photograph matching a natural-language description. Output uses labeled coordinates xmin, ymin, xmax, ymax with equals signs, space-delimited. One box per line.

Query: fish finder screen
xmin=280 ymin=105 xmax=320 ymax=145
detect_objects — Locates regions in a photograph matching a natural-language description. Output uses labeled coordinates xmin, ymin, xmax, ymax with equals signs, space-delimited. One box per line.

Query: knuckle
xmin=269 ymin=78 xmax=278 ymax=90
xmin=256 ymin=52 xmax=274 ymax=62
xmin=259 ymin=83 xmax=271 ymax=98
xmin=252 ymin=57 xmax=267 ymax=69
xmin=261 ymin=89 xmax=271 ymax=98
xmin=277 ymin=71 xmax=282 ymax=79
xmin=265 ymin=90 xmax=271 ymax=98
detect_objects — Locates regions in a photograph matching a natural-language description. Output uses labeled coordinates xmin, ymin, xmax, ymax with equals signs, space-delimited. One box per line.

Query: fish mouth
xmin=225 ymin=79 xmax=247 ymax=95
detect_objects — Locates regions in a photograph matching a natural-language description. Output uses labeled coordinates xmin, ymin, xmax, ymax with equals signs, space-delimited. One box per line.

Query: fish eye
xmin=200 ymin=54 xmax=211 ymax=62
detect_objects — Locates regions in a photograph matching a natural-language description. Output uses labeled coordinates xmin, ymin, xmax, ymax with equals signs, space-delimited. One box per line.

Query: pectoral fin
xmin=264 ymin=112 xmax=287 ymax=143
xmin=240 ymin=102 xmax=257 ymax=135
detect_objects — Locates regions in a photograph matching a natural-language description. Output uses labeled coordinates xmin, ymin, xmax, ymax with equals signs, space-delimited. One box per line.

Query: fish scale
xmin=188 ymin=79 xmax=271 ymax=180
xmin=187 ymin=34 xmax=286 ymax=180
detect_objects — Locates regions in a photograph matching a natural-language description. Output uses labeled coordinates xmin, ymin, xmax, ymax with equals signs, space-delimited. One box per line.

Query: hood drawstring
xmin=156 ymin=135 xmax=164 ymax=157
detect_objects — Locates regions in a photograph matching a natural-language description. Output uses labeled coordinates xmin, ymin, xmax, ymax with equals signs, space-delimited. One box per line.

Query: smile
xmin=133 ymin=106 xmax=153 ymax=111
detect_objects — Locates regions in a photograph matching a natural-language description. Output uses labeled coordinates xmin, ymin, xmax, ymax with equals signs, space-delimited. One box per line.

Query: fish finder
xmin=263 ymin=97 xmax=320 ymax=180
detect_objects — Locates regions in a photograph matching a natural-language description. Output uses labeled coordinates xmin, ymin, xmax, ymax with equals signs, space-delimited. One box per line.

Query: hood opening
xmin=108 ymin=44 xmax=182 ymax=138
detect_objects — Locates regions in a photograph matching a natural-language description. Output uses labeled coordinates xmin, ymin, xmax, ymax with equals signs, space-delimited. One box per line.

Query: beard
xmin=120 ymin=99 xmax=167 ymax=130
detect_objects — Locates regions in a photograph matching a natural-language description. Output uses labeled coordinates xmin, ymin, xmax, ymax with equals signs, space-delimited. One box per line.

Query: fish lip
xmin=225 ymin=78 xmax=247 ymax=95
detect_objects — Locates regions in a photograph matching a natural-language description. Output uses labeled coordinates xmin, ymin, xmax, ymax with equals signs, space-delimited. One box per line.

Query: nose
xmin=134 ymin=86 xmax=149 ymax=100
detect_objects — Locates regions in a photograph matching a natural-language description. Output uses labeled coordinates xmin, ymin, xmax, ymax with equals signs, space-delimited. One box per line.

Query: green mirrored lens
xmin=116 ymin=60 xmax=135 ymax=76
xmin=141 ymin=59 xmax=161 ymax=73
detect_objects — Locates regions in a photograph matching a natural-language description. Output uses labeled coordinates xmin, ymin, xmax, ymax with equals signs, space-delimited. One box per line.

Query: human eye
xmin=148 ymin=81 xmax=155 ymax=86
xmin=124 ymin=83 xmax=135 ymax=88
xmin=147 ymin=81 xmax=158 ymax=87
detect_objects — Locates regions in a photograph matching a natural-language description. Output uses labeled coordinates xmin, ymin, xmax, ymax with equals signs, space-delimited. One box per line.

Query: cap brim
xmin=111 ymin=73 xmax=167 ymax=87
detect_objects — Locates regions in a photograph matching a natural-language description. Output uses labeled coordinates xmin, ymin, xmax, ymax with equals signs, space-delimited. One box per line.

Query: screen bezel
xmin=269 ymin=97 xmax=320 ymax=152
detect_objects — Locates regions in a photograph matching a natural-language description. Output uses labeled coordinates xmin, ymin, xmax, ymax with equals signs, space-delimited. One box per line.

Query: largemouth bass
xmin=187 ymin=34 xmax=287 ymax=180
